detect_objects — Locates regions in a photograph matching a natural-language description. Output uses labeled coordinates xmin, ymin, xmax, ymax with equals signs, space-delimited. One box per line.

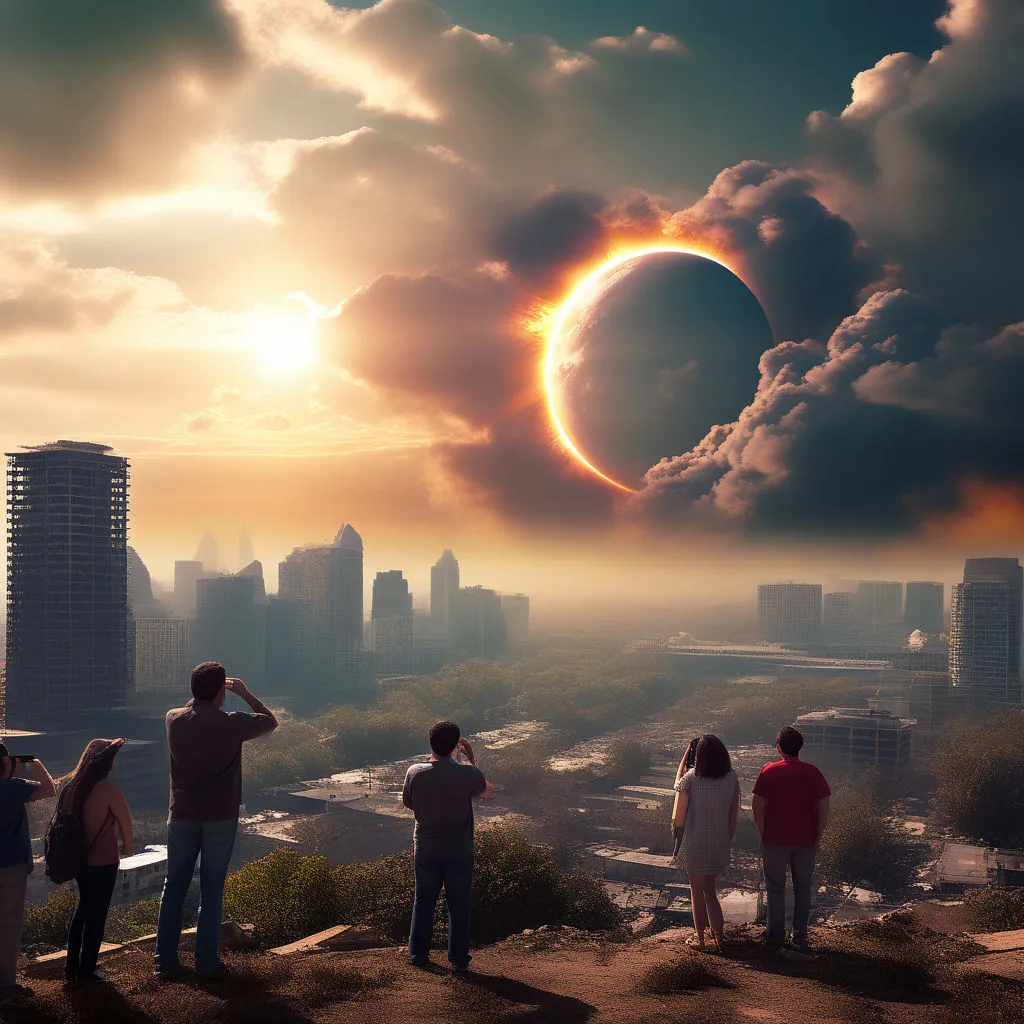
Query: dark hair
xmin=682 ymin=736 xmax=701 ymax=773
xmin=776 ymin=726 xmax=804 ymax=757
xmin=56 ymin=738 xmax=123 ymax=816
xmin=191 ymin=661 xmax=227 ymax=701
xmin=0 ymin=742 xmax=9 ymax=779
xmin=694 ymin=734 xmax=732 ymax=779
xmin=429 ymin=720 xmax=460 ymax=756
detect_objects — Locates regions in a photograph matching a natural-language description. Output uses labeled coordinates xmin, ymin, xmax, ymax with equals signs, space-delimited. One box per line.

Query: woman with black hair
xmin=670 ymin=736 xmax=701 ymax=840
xmin=672 ymin=734 xmax=739 ymax=952
xmin=57 ymin=739 xmax=133 ymax=986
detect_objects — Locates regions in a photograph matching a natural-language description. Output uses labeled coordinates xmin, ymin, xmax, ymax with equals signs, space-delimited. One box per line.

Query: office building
xmin=265 ymin=596 xmax=299 ymax=698
xmin=278 ymin=523 xmax=364 ymax=707
xmin=172 ymin=560 xmax=207 ymax=617
xmin=905 ymin=581 xmax=944 ymax=635
xmin=855 ymin=581 xmax=904 ymax=625
xmin=430 ymin=550 xmax=460 ymax=633
xmin=371 ymin=570 xmax=413 ymax=677
xmin=452 ymin=586 xmax=506 ymax=658
xmin=5 ymin=441 xmax=130 ymax=728
xmin=823 ymin=591 xmax=857 ymax=626
xmin=949 ymin=557 xmax=1023 ymax=706
xmin=501 ymin=594 xmax=530 ymax=648
xmin=795 ymin=707 xmax=915 ymax=773
xmin=757 ymin=583 xmax=822 ymax=645
xmin=193 ymin=561 xmax=267 ymax=690
xmin=134 ymin=616 xmax=192 ymax=705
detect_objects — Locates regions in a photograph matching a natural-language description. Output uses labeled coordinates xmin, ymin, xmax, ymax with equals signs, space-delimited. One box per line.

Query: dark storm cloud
xmin=671 ymin=162 xmax=885 ymax=343
xmin=0 ymin=0 xmax=247 ymax=199
xmin=634 ymin=289 xmax=1024 ymax=535
xmin=807 ymin=0 xmax=1024 ymax=325
xmin=491 ymin=189 xmax=609 ymax=288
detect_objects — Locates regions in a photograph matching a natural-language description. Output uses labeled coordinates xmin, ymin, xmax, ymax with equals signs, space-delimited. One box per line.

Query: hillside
xmin=4 ymin=918 xmax=1024 ymax=1024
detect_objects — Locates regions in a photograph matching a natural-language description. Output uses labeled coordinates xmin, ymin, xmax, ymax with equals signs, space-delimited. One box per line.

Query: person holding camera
xmin=0 ymin=742 xmax=56 ymax=1003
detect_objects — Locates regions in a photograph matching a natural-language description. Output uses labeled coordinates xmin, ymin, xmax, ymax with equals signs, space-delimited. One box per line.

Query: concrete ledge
xmin=969 ymin=929 xmax=1024 ymax=953
xmin=270 ymin=925 xmax=352 ymax=955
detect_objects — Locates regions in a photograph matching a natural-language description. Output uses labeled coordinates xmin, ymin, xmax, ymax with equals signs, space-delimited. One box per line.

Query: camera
xmin=16 ymin=755 xmax=36 ymax=764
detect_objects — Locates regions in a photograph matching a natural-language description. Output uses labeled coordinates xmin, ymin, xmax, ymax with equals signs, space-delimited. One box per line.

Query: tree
xmin=932 ymin=711 xmax=1024 ymax=847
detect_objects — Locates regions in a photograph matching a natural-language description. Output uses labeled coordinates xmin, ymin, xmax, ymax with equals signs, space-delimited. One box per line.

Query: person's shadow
xmin=453 ymin=972 xmax=596 ymax=1023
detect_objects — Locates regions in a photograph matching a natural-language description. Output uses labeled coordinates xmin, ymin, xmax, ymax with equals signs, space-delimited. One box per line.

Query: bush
xmin=603 ymin=738 xmax=654 ymax=784
xmin=817 ymin=788 xmax=922 ymax=892
xmin=933 ymin=711 xmax=1024 ymax=847
xmin=21 ymin=885 xmax=77 ymax=953
xmin=224 ymin=849 xmax=344 ymax=947
xmin=243 ymin=717 xmax=337 ymax=801
xmin=965 ymin=886 xmax=1024 ymax=932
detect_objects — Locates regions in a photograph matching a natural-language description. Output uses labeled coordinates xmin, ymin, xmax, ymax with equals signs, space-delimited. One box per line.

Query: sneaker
xmin=195 ymin=963 xmax=229 ymax=980
xmin=450 ymin=964 xmax=472 ymax=975
xmin=153 ymin=964 xmax=190 ymax=981
xmin=77 ymin=969 xmax=110 ymax=987
xmin=790 ymin=936 xmax=814 ymax=955
xmin=407 ymin=955 xmax=433 ymax=969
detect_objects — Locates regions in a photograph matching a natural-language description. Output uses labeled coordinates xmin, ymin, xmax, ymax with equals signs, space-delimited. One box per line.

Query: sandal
xmin=685 ymin=934 xmax=706 ymax=951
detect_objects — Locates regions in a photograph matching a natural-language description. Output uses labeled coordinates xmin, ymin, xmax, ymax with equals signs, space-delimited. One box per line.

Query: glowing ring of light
xmin=544 ymin=245 xmax=733 ymax=494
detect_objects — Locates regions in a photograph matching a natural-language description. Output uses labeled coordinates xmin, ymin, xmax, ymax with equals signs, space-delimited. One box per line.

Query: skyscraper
xmin=501 ymin=594 xmax=530 ymax=648
xmin=855 ymin=581 xmax=904 ymax=625
xmin=452 ymin=586 xmax=506 ymax=657
xmin=823 ymin=591 xmax=857 ymax=626
xmin=134 ymin=616 xmax=192 ymax=706
xmin=5 ymin=441 xmax=130 ymax=728
xmin=904 ymin=581 xmax=944 ymax=635
xmin=193 ymin=561 xmax=267 ymax=691
xmin=949 ymin=557 xmax=1023 ymax=706
xmin=757 ymin=583 xmax=822 ymax=645
xmin=278 ymin=523 xmax=364 ymax=707
xmin=371 ymin=570 xmax=413 ymax=676
xmin=172 ymin=559 xmax=207 ymax=617
xmin=430 ymin=550 xmax=460 ymax=633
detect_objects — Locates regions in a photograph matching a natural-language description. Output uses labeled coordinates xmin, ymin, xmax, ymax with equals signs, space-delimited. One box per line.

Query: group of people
xmin=671 ymin=726 xmax=831 ymax=953
xmin=0 ymin=659 xmax=831 ymax=1002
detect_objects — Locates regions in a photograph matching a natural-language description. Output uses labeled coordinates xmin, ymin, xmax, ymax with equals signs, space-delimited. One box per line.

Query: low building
xmin=112 ymin=845 xmax=168 ymax=905
xmin=795 ymin=707 xmax=916 ymax=773
xmin=935 ymin=843 xmax=1024 ymax=888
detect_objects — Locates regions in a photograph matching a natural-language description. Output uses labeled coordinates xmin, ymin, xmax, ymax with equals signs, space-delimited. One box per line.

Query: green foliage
xmin=933 ymin=711 xmax=1024 ymax=847
xmin=21 ymin=885 xmax=77 ymax=952
xmin=223 ymin=848 xmax=343 ymax=947
xmin=965 ymin=886 xmax=1024 ymax=932
xmin=105 ymin=896 xmax=162 ymax=943
xmin=817 ymin=788 xmax=922 ymax=892
xmin=243 ymin=717 xmax=337 ymax=800
xmin=321 ymin=705 xmax=430 ymax=770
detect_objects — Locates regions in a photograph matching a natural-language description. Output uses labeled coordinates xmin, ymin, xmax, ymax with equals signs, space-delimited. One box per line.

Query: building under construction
xmin=795 ymin=706 xmax=916 ymax=774
xmin=5 ymin=441 xmax=130 ymax=728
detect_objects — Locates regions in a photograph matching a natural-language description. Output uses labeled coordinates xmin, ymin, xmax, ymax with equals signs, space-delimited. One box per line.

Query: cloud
xmin=590 ymin=27 xmax=689 ymax=56
xmin=0 ymin=0 xmax=248 ymax=200
xmin=633 ymin=287 xmax=1024 ymax=536
xmin=807 ymin=0 xmax=1024 ymax=325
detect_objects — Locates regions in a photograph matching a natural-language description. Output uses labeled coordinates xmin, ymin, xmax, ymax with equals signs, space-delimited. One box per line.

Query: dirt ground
xmin=3 ymin=925 xmax=1023 ymax=1024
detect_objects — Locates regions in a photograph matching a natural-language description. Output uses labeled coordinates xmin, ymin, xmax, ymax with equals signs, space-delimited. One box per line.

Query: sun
xmin=250 ymin=311 xmax=318 ymax=373
xmin=542 ymin=244 xmax=733 ymax=494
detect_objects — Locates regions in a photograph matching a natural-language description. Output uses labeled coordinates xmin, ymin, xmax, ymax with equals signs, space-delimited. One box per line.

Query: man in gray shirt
xmin=402 ymin=721 xmax=493 ymax=972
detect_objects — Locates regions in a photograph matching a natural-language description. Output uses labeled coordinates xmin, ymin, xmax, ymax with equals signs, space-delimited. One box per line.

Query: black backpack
xmin=44 ymin=794 xmax=112 ymax=884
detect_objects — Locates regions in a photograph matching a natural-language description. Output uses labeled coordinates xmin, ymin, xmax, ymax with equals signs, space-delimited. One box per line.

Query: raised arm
xmin=226 ymin=678 xmax=278 ymax=737
xmin=816 ymin=796 xmax=831 ymax=842
xmin=21 ymin=758 xmax=56 ymax=801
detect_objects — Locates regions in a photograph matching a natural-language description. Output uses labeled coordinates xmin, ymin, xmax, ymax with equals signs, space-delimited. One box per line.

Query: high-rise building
xmin=501 ymin=594 xmax=530 ymax=648
xmin=371 ymin=570 xmax=413 ymax=677
xmin=193 ymin=561 xmax=267 ymax=690
xmin=452 ymin=586 xmax=506 ymax=658
xmin=172 ymin=560 xmax=208 ymax=617
xmin=134 ymin=617 xmax=192 ymax=705
xmin=949 ymin=557 xmax=1023 ymax=706
xmin=823 ymin=591 xmax=857 ymax=625
xmin=5 ymin=441 xmax=130 ymax=728
xmin=278 ymin=524 xmax=364 ymax=707
xmin=265 ymin=596 xmax=299 ymax=698
xmin=430 ymin=550 xmax=460 ymax=633
xmin=904 ymin=581 xmax=944 ymax=635
xmin=757 ymin=583 xmax=822 ymax=645
xmin=855 ymin=581 xmax=904 ymax=625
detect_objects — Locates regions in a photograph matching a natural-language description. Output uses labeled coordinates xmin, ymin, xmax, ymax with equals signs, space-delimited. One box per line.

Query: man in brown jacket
xmin=154 ymin=662 xmax=277 ymax=979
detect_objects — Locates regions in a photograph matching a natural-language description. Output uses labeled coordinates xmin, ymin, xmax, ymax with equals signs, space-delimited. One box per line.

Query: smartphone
xmin=16 ymin=755 xmax=36 ymax=763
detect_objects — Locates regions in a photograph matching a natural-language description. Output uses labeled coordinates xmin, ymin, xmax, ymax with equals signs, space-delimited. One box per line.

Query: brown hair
xmin=191 ymin=661 xmax=226 ymax=701
xmin=56 ymin=738 xmax=124 ymax=815
xmin=776 ymin=726 xmax=804 ymax=757
xmin=694 ymin=734 xmax=732 ymax=779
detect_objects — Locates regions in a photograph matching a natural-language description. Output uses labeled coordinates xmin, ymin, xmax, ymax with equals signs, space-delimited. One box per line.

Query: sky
xmin=1 ymin=0 xmax=1022 ymax=601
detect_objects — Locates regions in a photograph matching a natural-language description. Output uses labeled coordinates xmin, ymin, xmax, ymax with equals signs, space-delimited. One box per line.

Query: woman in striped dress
xmin=673 ymin=734 xmax=739 ymax=952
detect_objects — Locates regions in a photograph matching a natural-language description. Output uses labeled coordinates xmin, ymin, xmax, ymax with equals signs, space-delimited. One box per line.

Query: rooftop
xmin=14 ymin=440 xmax=116 ymax=455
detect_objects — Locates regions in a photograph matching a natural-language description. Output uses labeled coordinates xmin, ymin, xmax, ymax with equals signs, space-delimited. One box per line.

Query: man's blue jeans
xmin=408 ymin=847 xmax=473 ymax=968
xmin=155 ymin=818 xmax=237 ymax=973
xmin=762 ymin=843 xmax=816 ymax=944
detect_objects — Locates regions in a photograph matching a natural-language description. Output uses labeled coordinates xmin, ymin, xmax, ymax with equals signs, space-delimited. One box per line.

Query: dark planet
xmin=547 ymin=250 xmax=774 ymax=490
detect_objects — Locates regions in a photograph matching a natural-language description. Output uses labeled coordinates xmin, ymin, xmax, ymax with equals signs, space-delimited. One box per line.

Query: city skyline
xmin=0 ymin=1 xmax=1020 ymax=576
